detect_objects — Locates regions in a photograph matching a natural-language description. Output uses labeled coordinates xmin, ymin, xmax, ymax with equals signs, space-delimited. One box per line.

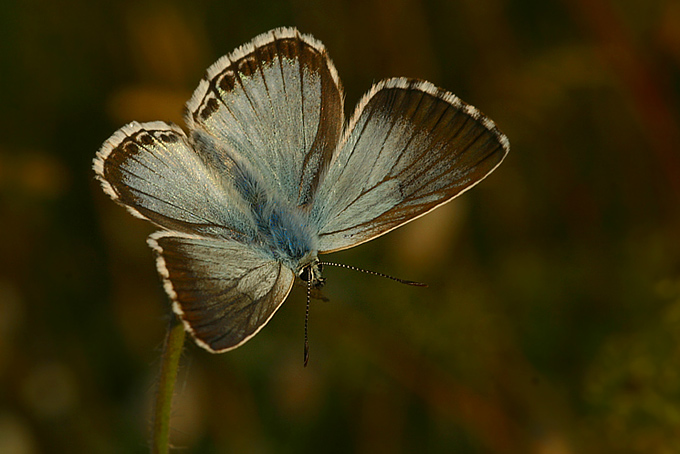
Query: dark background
xmin=1 ymin=0 xmax=679 ymax=452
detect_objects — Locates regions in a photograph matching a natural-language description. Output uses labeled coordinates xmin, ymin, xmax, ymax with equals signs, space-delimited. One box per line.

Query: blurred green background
xmin=2 ymin=0 xmax=680 ymax=452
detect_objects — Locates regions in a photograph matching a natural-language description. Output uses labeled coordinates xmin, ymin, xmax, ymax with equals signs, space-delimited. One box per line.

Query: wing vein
xmin=210 ymin=73 xmax=260 ymax=156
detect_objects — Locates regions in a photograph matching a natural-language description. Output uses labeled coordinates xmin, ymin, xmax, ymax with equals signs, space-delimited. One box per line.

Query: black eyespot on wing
xmin=200 ymin=97 xmax=220 ymax=121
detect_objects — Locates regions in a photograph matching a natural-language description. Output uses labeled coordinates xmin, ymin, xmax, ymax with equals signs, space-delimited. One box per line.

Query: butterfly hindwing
xmin=185 ymin=27 xmax=344 ymax=207
xmin=311 ymin=78 xmax=510 ymax=253
xmin=148 ymin=231 xmax=295 ymax=352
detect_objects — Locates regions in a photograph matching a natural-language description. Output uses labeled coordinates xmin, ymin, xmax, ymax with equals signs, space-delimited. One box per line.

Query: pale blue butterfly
xmin=93 ymin=27 xmax=509 ymax=364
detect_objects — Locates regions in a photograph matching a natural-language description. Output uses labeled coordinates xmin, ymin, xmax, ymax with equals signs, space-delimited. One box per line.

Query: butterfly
xmin=93 ymin=27 xmax=509 ymax=364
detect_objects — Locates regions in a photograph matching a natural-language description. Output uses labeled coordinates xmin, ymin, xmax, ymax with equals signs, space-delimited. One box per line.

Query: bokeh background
xmin=2 ymin=0 xmax=680 ymax=452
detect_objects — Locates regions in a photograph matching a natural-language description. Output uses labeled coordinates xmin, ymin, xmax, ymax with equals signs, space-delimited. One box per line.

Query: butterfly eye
xmin=298 ymin=266 xmax=313 ymax=282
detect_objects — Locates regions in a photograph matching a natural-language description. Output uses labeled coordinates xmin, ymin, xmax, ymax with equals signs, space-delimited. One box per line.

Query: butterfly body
xmin=94 ymin=27 xmax=509 ymax=354
xmin=192 ymin=127 xmax=323 ymax=284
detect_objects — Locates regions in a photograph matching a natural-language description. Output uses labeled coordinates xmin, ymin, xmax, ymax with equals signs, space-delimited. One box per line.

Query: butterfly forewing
xmin=93 ymin=121 xmax=257 ymax=241
xmin=311 ymin=78 xmax=509 ymax=253
xmin=185 ymin=27 xmax=344 ymax=207
xmin=148 ymin=232 xmax=295 ymax=352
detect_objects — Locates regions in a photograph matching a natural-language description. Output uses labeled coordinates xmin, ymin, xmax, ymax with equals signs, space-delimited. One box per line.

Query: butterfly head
xmin=297 ymin=252 xmax=325 ymax=289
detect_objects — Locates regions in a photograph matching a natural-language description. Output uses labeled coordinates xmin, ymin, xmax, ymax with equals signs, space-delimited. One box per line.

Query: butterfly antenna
xmin=318 ymin=262 xmax=428 ymax=287
xmin=304 ymin=277 xmax=311 ymax=367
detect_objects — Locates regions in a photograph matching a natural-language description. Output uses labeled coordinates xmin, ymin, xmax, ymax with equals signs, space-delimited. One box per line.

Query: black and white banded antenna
xmin=304 ymin=276 xmax=312 ymax=367
xmin=319 ymin=261 xmax=428 ymax=287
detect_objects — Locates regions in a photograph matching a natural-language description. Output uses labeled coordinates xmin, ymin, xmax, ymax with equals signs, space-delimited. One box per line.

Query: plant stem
xmin=151 ymin=317 xmax=186 ymax=454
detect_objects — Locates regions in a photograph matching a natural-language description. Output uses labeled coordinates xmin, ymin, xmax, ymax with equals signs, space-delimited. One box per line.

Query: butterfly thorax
xmin=247 ymin=194 xmax=318 ymax=270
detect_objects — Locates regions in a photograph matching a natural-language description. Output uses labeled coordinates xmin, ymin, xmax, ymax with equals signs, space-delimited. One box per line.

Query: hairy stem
xmin=151 ymin=317 xmax=186 ymax=454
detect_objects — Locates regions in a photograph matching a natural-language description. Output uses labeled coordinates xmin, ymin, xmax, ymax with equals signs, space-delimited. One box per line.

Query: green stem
xmin=151 ymin=317 xmax=186 ymax=454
